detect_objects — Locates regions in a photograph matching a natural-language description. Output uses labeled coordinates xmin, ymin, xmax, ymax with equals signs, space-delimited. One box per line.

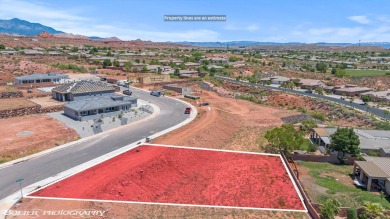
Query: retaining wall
xmin=0 ymin=91 xmax=23 ymax=99
xmin=280 ymin=152 xmax=320 ymax=219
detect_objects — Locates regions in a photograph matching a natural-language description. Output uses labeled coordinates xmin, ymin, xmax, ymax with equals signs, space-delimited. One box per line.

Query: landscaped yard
xmin=297 ymin=161 xmax=390 ymax=209
xmin=345 ymin=69 xmax=390 ymax=77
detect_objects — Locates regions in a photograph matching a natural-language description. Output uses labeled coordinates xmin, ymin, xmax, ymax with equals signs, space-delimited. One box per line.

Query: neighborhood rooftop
xmin=65 ymin=95 xmax=137 ymax=112
xmin=15 ymin=72 xmax=68 ymax=81
xmin=53 ymin=80 xmax=115 ymax=94
xmin=313 ymin=127 xmax=390 ymax=150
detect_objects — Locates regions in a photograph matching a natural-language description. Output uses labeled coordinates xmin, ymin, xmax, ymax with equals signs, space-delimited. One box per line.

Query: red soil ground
xmin=31 ymin=145 xmax=304 ymax=210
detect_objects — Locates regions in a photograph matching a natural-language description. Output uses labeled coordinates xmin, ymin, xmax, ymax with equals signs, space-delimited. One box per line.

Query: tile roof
xmin=52 ymin=80 xmax=115 ymax=94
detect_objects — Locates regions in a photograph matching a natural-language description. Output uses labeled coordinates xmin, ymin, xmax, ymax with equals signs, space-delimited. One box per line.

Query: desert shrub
xmin=298 ymin=107 xmax=307 ymax=113
xmin=308 ymin=144 xmax=318 ymax=152
xmin=310 ymin=112 xmax=326 ymax=121
xmin=320 ymin=199 xmax=341 ymax=219
xmin=374 ymin=121 xmax=390 ymax=130
xmin=347 ymin=208 xmax=357 ymax=219
xmin=360 ymin=201 xmax=385 ymax=219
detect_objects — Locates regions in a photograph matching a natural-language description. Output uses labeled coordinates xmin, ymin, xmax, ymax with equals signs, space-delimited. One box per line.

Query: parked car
xmin=304 ymin=90 xmax=313 ymax=93
xmin=150 ymin=91 xmax=161 ymax=97
xmin=184 ymin=107 xmax=191 ymax=114
xmin=100 ymin=77 xmax=107 ymax=81
xmin=200 ymin=102 xmax=209 ymax=106
xmin=123 ymin=90 xmax=132 ymax=95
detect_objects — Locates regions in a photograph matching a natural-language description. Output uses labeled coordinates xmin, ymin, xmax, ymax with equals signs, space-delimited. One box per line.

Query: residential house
xmin=298 ymin=79 xmax=325 ymax=90
xmin=310 ymin=127 xmax=390 ymax=154
xmin=260 ymin=76 xmax=290 ymax=85
xmin=334 ymin=86 xmax=373 ymax=97
xmin=64 ymin=95 xmax=137 ymax=121
xmin=353 ymin=157 xmax=390 ymax=193
xmin=179 ymin=70 xmax=199 ymax=78
xmin=361 ymin=90 xmax=390 ymax=103
xmin=52 ymin=80 xmax=116 ymax=101
xmin=15 ymin=73 xmax=69 ymax=84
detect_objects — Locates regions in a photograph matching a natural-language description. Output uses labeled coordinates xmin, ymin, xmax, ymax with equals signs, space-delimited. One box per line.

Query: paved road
xmin=0 ymin=88 xmax=189 ymax=200
xmin=215 ymin=76 xmax=390 ymax=120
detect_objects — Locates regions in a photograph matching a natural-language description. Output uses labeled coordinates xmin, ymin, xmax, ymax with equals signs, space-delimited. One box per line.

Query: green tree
xmin=331 ymin=68 xmax=337 ymax=75
xmin=346 ymin=208 xmax=357 ymax=219
xmin=300 ymin=120 xmax=318 ymax=133
xmin=124 ymin=61 xmax=132 ymax=71
xmin=315 ymin=87 xmax=324 ymax=95
xmin=329 ymin=128 xmax=360 ymax=162
xmin=157 ymin=67 xmax=162 ymax=74
xmin=320 ymin=199 xmax=341 ymax=219
xmin=113 ymin=60 xmax=120 ymax=67
xmin=70 ymin=47 xmax=78 ymax=52
xmin=135 ymin=59 xmax=140 ymax=63
xmin=102 ymin=59 xmax=112 ymax=68
xmin=361 ymin=95 xmax=371 ymax=103
xmin=316 ymin=62 xmax=327 ymax=73
xmin=149 ymin=59 xmax=158 ymax=65
xmin=335 ymin=68 xmax=346 ymax=78
xmin=141 ymin=65 xmax=148 ymax=72
xmin=106 ymin=51 xmax=112 ymax=56
xmin=0 ymin=44 xmax=5 ymax=50
xmin=264 ymin=124 xmax=306 ymax=153
xmin=179 ymin=63 xmax=186 ymax=70
xmin=228 ymin=56 xmax=238 ymax=62
xmin=360 ymin=202 xmax=385 ymax=219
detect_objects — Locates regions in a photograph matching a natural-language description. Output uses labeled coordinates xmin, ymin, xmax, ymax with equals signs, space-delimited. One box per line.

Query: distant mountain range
xmin=0 ymin=18 xmax=120 ymax=41
xmin=172 ymin=41 xmax=390 ymax=49
xmin=1 ymin=18 xmax=390 ymax=48
xmin=0 ymin=18 xmax=64 ymax=36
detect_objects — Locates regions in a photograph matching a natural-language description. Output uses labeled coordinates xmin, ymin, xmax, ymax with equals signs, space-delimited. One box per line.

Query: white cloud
xmin=348 ymin=15 xmax=371 ymax=24
xmin=0 ymin=0 xmax=220 ymax=41
xmin=224 ymin=23 xmax=259 ymax=31
xmin=0 ymin=0 xmax=89 ymax=22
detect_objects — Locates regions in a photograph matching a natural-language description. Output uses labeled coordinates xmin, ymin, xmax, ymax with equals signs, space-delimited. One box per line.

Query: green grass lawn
xmin=300 ymin=161 xmax=390 ymax=209
xmin=345 ymin=69 xmax=390 ymax=77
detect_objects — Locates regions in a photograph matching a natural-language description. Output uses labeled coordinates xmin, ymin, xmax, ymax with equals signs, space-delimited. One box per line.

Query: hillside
xmin=0 ymin=18 xmax=64 ymax=36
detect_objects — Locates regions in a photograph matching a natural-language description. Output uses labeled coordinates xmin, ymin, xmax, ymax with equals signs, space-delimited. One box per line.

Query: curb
xmin=0 ymin=92 xmax=197 ymax=218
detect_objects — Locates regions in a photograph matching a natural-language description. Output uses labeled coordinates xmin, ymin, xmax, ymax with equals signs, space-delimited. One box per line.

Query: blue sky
xmin=1 ymin=0 xmax=390 ymax=42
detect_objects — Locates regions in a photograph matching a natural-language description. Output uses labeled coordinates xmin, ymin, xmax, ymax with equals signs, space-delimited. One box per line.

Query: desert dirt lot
xmin=0 ymin=114 xmax=79 ymax=163
xmin=31 ymin=145 xmax=304 ymax=210
xmin=0 ymin=98 xmax=37 ymax=111
xmin=154 ymin=90 xmax=298 ymax=152
xmin=28 ymin=96 xmax=64 ymax=108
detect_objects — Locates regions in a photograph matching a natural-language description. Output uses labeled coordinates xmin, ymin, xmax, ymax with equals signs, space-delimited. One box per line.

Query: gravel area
xmin=47 ymin=100 xmax=154 ymax=138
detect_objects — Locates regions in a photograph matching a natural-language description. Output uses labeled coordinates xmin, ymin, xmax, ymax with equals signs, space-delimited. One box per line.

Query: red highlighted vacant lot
xmin=31 ymin=145 xmax=305 ymax=210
